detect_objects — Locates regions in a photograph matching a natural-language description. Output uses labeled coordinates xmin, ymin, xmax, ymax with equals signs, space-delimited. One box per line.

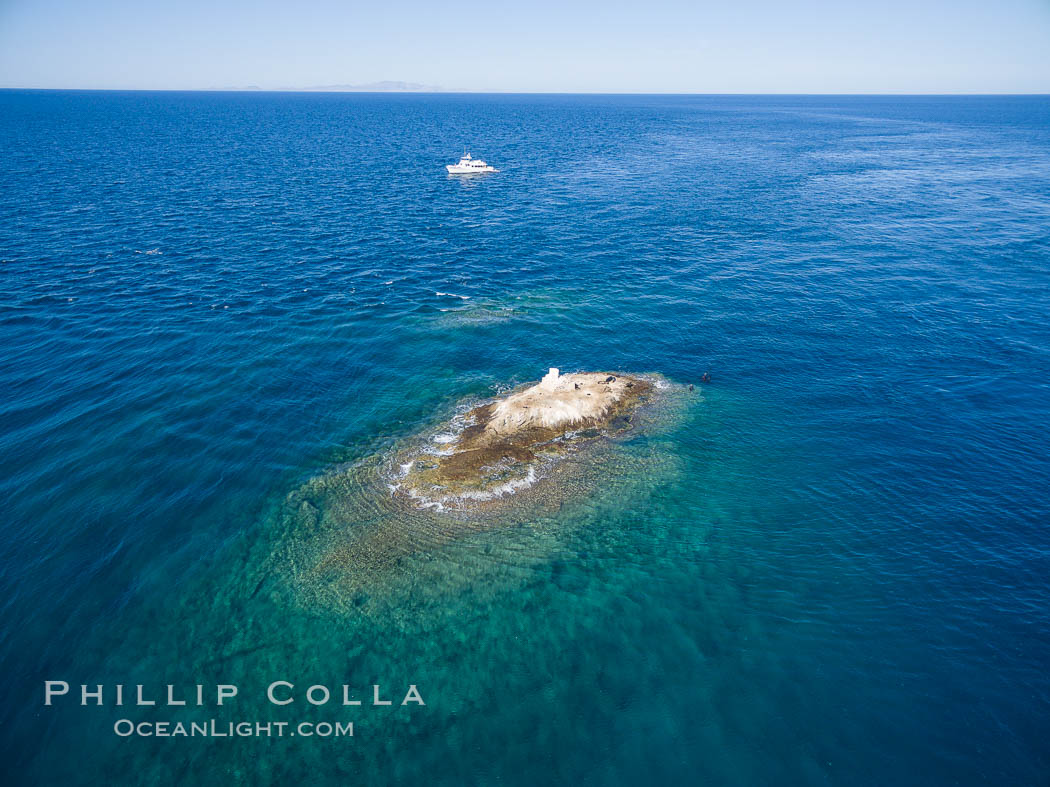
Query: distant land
xmin=207 ymin=81 xmax=444 ymax=93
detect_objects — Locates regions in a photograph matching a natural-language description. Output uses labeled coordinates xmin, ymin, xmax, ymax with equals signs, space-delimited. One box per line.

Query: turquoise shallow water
xmin=1 ymin=92 xmax=1049 ymax=785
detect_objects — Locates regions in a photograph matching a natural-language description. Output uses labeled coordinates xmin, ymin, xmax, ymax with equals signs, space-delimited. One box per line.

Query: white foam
xmin=436 ymin=291 xmax=470 ymax=300
xmin=453 ymin=465 xmax=538 ymax=501
xmin=403 ymin=487 xmax=445 ymax=511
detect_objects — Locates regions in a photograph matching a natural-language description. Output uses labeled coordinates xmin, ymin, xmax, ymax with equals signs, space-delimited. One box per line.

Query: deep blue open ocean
xmin=1 ymin=91 xmax=1049 ymax=785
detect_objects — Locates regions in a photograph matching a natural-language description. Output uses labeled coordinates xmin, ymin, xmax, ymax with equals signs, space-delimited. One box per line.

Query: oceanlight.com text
xmin=113 ymin=719 xmax=354 ymax=738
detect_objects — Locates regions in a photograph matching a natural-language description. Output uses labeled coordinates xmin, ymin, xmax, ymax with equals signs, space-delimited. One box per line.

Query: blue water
xmin=1 ymin=91 xmax=1049 ymax=785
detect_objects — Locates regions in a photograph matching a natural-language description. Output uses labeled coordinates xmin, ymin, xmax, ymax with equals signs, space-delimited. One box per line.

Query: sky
xmin=1 ymin=0 xmax=1049 ymax=93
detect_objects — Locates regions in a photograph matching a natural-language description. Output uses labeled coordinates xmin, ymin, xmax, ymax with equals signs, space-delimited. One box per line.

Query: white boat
xmin=446 ymin=153 xmax=498 ymax=174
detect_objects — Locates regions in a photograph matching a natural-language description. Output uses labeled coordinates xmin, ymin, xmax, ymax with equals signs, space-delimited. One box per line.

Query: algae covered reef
xmin=278 ymin=368 xmax=686 ymax=607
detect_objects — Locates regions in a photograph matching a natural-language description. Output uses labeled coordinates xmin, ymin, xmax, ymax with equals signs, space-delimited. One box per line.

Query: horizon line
xmin=2 ymin=87 xmax=1049 ymax=97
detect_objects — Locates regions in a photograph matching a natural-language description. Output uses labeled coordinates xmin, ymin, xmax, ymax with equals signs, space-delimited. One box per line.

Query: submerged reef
xmin=391 ymin=368 xmax=655 ymax=509
xmin=275 ymin=368 xmax=682 ymax=608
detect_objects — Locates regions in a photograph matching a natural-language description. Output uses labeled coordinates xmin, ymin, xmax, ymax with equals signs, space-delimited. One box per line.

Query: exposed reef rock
xmin=392 ymin=368 xmax=655 ymax=508
xmin=272 ymin=369 xmax=687 ymax=606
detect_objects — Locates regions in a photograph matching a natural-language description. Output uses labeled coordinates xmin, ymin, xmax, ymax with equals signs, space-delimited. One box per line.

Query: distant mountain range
xmin=208 ymin=81 xmax=443 ymax=92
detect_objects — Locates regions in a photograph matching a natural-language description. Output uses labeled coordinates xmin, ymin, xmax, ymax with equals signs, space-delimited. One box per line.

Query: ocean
xmin=1 ymin=91 xmax=1048 ymax=785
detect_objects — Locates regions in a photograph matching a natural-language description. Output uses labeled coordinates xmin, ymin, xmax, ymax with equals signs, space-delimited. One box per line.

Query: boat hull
xmin=446 ymin=165 xmax=497 ymax=174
